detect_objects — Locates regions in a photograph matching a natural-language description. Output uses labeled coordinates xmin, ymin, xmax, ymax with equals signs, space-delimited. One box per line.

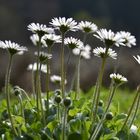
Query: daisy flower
xmin=30 ymin=34 xmax=42 ymax=46
xmin=42 ymin=34 xmax=61 ymax=47
xmin=116 ymin=31 xmax=136 ymax=48
xmin=77 ymin=21 xmax=98 ymax=33
xmin=93 ymin=47 xmax=117 ymax=59
xmin=133 ymin=55 xmax=140 ymax=64
xmin=72 ymin=44 xmax=91 ymax=59
xmin=50 ymin=17 xmax=77 ymax=33
xmin=27 ymin=63 xmax=47 ymax=73
xmin=94 ymin=29 xmax=124 ymax=47
xmin=50 ymin=75 xmax=67 ymax=84
xmin=110 ymin=73 xmax=128 ymax=84
xmin=64 ymin=37 xmax=83 ymax=49
xmin=0 ymin=40 xmax=27 ymax=55
xmin=28 ymin=23 xmax=54 ymax=37
xmin=34 ymin=51 xmax=52 ymax=62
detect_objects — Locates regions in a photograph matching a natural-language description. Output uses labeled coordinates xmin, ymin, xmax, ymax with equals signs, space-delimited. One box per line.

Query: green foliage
xmin=0 ymin=87 xmax=140 ymax=140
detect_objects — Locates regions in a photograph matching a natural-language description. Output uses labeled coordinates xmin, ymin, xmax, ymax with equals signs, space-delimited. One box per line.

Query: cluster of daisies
xmin=0 ymin=17 xmax=139 ymax=84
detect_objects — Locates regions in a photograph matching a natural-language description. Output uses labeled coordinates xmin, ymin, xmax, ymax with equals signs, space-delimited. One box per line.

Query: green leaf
xmin=69 ymin=108 xmax=80 ymax=117
xmin=116 ymin=130 xmax=129 ymax=140
xmin=47 ymin=120 xmax=58 ymax=132
xmin=68 ymin=133 xmax=82 ymax=140
xmin=81 ymin=120 xmax=91 ymax=140
xmin=69 ymin=118 xmax=81 ymax=133
xmin=4 ymin=131 xmax=13 ymax=140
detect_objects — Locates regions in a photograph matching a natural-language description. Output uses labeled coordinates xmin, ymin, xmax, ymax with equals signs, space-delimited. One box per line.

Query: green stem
xmin=5 ymin=54 xmax=18 ymax=136
xmin=75 ymin=51 xmax=81 ymax=99
xmin=57 ymin=104 xmax=60 ymax=122
xmin=35 ymin=37 xmax=41 ymax=112
xmin=60 ymin=33 xmax=65 ymax=98
xmin=90 ymin=85 xmax=117 ymax=140
xmin=62 ymin=107 xmax=67 ymax=140
xmin=121 ymin=88 xmax=140 ymax=130
xmin=46 ymin=46 xmax=52 ymax=115
xmin=129 ymin=92 xmax=140 ymax=128
xmin=20 ymin=88 xmax=33 ymax=107
xmin=92 ymin=56 xmax=107 ymax=122
xmin=18 ymin=94 xmax=24 ymax=118
xmin=75 ymin=33 xmax=87 ymax=99
xmin=32 ymin=69 xmax=36 ymax=100
xmin=38 ymin=63 xmax=45 ymax=125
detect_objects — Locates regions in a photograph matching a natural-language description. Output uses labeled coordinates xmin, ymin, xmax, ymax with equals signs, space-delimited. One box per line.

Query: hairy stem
xmin=62 ymin=107 xmax=67 ymax=140
xmin=121 ymin=87 xmax=140 ymax=130
xmin=90 ymin=84 xmax=117 ymax=140
xmin=5 ymin=55 xmax=18 ymax=135
xmin=35 ymin=37 xmax=41 ymax=112
xmin=60 ymin=33 xmax=65 ymax=98
xmin=46 ymin=46 xmax=52 ymax=115
xmin=129 ymin=92 xmax=140 ymax=128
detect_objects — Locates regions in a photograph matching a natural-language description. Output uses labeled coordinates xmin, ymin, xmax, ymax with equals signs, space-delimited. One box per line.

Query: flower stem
xmin=31 ymin=69 xmax=36 ymax=100
xmin=75 ymin=51 xmax=81 ymax=99
xmin=62 ymin=107 xmax=67 ymax=140
xmin=18 ymin=94 xmax=24 ymax=118
xmin=90 ymin=84 xmax=117 ymax=140
xmin=121 ymin=87 xmax=140 ymax=130
xmin=46 ymin=46 xmax=51 ymax=115
xmin=129 ymin=91 xmax=140 ymax=128
xmin=92 ymin=56 xmax=107 ymax=122
xmin=57 ymin=103 xmax=60 ymax=122
xmin=38 ymin=63 xmax=45 ymax=125
xmin=35 ymin=37 xmax=41 ymax=112
xmin=5 ymin=54 xmax=18 ymax=136
xmin=60 ymin=33 xmax=65 ymax=98
xmin=75 ymin=33 xmax=87 ymax=99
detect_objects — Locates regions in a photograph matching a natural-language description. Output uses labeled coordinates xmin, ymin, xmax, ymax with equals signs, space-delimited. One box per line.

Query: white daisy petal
xmin=133 ymin=55 xmax=140 ymax=64
xmin=94 ymin=29 xmax=124 ymax=47
xmin=93 ymin=47 xmax=117 ymax=59
xmin=77 ymin=21 xmax=98 ymax=33
xmin=0 ymin=40 xmax=27 ymax=55
xmin=73 ymin=44 xmax=91 ymax=59
xmin=110 ymin=73 xmax=128 ymax=84
xmin=28 ymin=23 xmax=54 ymax=37
xmin=27 ymin=63 xmax=47 ymax=73
xmin=50 ymin=17 xmax=77 ymax=33
xmin=116 ymin=31 xmax=136 ymax=48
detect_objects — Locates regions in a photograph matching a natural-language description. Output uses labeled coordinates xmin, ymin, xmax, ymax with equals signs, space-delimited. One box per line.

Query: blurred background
xmin=0 ymin=0 xmax=140 ymax=92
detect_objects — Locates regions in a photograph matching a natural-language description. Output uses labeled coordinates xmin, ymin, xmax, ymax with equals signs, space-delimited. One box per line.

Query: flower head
xmin=110 ymin=73 xmax=127 ymax=84
xmin=50 ymin=75 xmax=67 ymax=84
xmin=94 ymin=29 xmax=124 ymax=47
xmin=27 ymin=63 xmax=47 ymax=73
xmin=116 ymin=31 xmax=136 ymax=48
xmin=72 ymin=44 xmax=91 ymax=59
xmin=30 ymin=34 xmax=42 ymax=46
xmin=42 ymin=34 xmax=61 ymax=47
xmin=35 ymin=51 xmax=52 ymax=62
xmin=0 ymin=40 xmax=27 ymax=56
xmin=93 ymin=47 xmax=117 ymax=59
xmin=50 ymin=17 xmax=77 ymax=33
xmin=133 ymin=55 xmax=140 ymax=64
xmin=64 ymin=37 xmax=83 ymax=49
xmin=77 ymin=21 xmax=98 ymax=33
xmin=28 ymin=23 xmax=54 ymax=37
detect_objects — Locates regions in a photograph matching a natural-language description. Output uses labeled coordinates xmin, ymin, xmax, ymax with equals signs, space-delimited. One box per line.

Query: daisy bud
xmin=63 ymin=97 xmax=71 ymax=107
xmin=98 ymin=100 xmax=104 ymax=107
xmin=54 ymin=89 xmax=61 ymax=95
xmin=105 ymin=112 xmax=114 ymax=120
xmin=54 ymin=95 xmax=62 ymax=104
